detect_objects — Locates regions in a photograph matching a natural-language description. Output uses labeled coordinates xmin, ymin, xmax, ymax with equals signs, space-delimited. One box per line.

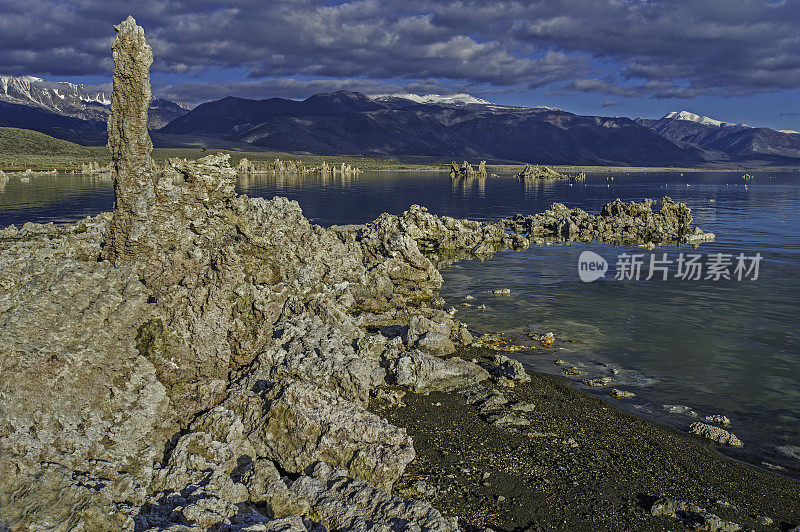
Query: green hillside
xmin=0 ymin=127 xmax=109 ymax=170
xmin=0 ymin=127 xmax=95 ymax=156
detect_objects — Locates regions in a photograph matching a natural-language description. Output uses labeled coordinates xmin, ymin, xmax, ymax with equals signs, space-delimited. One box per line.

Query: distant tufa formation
xmin=81 ymin=161 xmax=112 ymax=176
xmin=236 ymin=157 xmax=361 ymax=176
xmin=516 ymin=164 xmax=585 ymax=180
xmin=449 ymin=160 xmax=487 ymax=178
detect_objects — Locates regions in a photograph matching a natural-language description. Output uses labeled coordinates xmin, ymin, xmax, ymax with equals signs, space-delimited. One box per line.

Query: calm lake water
xmin=2 ymin=169 xmax=799 ymax=473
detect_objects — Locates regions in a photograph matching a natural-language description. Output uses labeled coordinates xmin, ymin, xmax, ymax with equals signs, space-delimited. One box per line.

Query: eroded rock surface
xmin=504 ymin=196 xmax=715 ymax=246
xmin=516 ymin=164 xmax=585 ymax=180
xmin=0 ymin=16 xmax=718 ymax=531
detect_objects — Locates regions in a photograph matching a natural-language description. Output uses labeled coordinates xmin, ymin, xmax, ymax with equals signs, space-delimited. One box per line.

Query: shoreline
xmin=375 ymin=347 xmax=800 ymax=531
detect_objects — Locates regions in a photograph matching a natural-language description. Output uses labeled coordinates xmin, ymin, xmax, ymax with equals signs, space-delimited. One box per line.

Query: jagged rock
xmin=450 ymin=160 xmax=487 ymax=179
xmin=651 ymin=498 xmax=741 ymax=531
xmin=0 ymin=15 xmax=721 ymax=530
xmin=267 ymin=462 xmax=458 ymax=531
xmin=610 ymin=389 xmax=636 ymax=399
xmin=584 ymin=376 xmax=614 ymax=388
xmin=505 ymin=196 xmax=715 ymax=246
xmin=483 ymin=354 xmax=531 ymax=383
xmin=705 ymin=414 xmax=731 ymax=426
xmin=251 ymin=379 xmax=414 ymax=490
xmin=389 ymin=351 xmax=489 ymax=392
xmin=689 ymin=422 xmax=743 ymax=447
xmin=516 ymin=164 xmax=584 ymax=180
xmin=103 ymin=15 xmax=155 ymax=264
xmin=81 ymin=161 xmax=112 ymax=176
xmin=404 ymin=314 xmax=456 ymax=355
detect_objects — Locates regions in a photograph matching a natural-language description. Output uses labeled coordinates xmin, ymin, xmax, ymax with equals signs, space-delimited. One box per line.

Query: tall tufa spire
xmin=103 ymin=15 xmax=155 ymax=264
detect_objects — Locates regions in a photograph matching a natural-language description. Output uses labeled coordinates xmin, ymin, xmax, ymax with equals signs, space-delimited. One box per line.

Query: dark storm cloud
xmin=1 ymin=0 xmax=799 ymax=100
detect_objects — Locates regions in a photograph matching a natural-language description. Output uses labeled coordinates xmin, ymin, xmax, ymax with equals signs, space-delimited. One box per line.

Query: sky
xmin=1 ymin=0 xmax=799 ymax=130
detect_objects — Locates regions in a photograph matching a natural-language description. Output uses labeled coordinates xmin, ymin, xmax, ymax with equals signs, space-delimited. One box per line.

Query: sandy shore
xmin=374 ymin=346 xmax=800 ymax=531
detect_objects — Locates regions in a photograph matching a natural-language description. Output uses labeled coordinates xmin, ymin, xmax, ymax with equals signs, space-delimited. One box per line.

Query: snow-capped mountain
xmin=662 ymin=110 xmax=749 ymax=129
xmin=637 ymin=110 xmax=800 ymax=163
xmin=370 ymin=92 xmax=492 ymax=106
xmin=0 ymin=75 xmax=190 ymax=129
xmin=779 ymin=129 xmax=799 ymax=135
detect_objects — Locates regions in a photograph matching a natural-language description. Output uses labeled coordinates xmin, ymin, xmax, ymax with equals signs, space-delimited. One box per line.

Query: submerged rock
xmin=690 ymin=422 xmax=743 ymax=447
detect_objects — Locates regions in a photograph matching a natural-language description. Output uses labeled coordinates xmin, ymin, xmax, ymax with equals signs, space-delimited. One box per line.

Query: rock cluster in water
xmin=0 ymin=17 xmax=716 ymax=531
xmin=516 ymin=164 xmax=585 ymax=180
xmin=503 ymin=196 xmax=715 ymax=246
xmin=449 ymin=160 xmax=487 ymax=179
xmin=81 ymin=161 xmax=112 ymax=176
xmin=237 ymin=157 xmax=360 ymax=176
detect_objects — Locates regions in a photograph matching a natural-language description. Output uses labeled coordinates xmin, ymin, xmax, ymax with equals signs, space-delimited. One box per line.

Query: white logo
xmin=578 ymin=251 xmax=608 ymax=282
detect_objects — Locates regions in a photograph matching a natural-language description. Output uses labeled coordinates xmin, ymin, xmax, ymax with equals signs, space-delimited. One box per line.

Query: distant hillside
xmin=637 ymin=111 xmax=800 ymax=165
xmin=0 ymin=126 xmax=93 ymax=156
xmin=160 ymin=91 xmax=701 ymax=167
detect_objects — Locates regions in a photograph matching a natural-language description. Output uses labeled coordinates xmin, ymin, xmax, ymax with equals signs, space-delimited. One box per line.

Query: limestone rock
xmin=505 ymin=196 xmax=715 ymax=246
xmin=268 ymin=462 xmax=458 ymax=531
xmin=389 ymin=351 xmax=490 ymax=392
xmin=651 ymin=498 xmax=741 ymax=531
xmin=450 ymin=160 xmax=487 ymax=179
xmin=483 ymin=354 xmax=531 ymax=383
xmin=689 ymin=422 xmax=743 ymax=447
xmin=104 ymin=16 xmax=155 ymax=264
xmin=253 ymin=380 xmax=414 ymax=490
xmin=516 ymin=164 xmax=584 ymax=180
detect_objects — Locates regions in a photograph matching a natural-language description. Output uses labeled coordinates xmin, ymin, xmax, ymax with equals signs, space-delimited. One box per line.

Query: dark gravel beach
xmin=376 ymin=347 xmax=800 ymax=532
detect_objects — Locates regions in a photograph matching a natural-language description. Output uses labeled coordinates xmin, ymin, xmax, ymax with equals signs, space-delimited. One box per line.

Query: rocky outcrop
xmin=103 ymin=16 xmax=155 ymax=264
xmin=0 ymin=16 xmax=719 ymax=531
xmin=690 ymin=422 xmax=743 ymax=447
xmin=449 ymin=160 xmax=487 ymax=178
xmin=504 ymin=196 xmax=715 ymax=246
xmin=516 ymin=164 xmax=585 ymax=180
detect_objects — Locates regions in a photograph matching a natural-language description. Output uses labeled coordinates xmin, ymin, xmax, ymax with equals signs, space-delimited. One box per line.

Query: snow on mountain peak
xmin=372 ymin=92 xmax=491 ymax=106
xmin=779 ymin=129 xmax=800 ymax=135
xmin=663 ymin=110 xmax=747 ymax=128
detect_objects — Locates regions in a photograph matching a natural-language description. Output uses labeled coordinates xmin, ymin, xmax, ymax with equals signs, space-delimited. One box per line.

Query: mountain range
xmin=2 ymin=74 xmax=799 ymax=166
xmin=158 ymin=91 xmax=697 ymax=166
xmin=636 ymin=111 xmax=800 ymax=165
xmin=0 ymin=75 xmax=190 ymax=139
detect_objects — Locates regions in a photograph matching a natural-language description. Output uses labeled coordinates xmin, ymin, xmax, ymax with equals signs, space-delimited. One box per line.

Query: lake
xmin=2 ymin=168 xmax=799 ymax=473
